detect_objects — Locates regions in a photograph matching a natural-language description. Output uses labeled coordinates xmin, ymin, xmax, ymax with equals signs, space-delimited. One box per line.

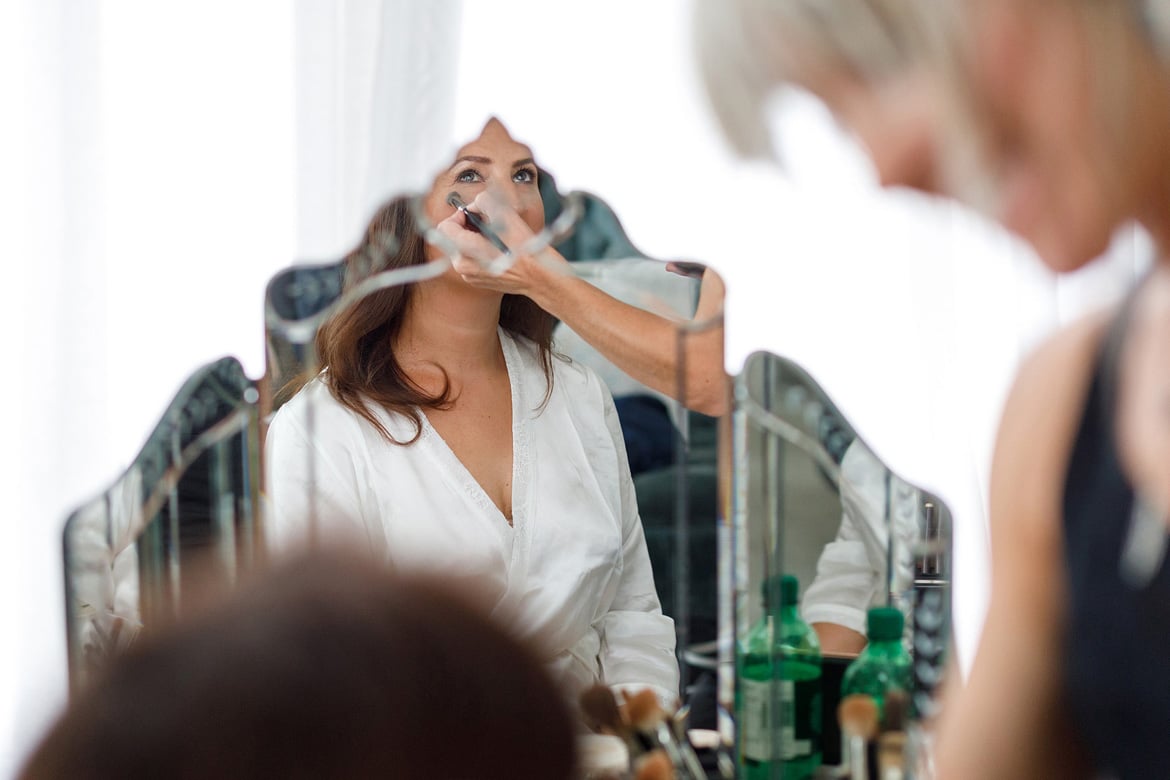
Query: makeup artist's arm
xmin=439 ymin=201 xmax=729 ymax=416
xmin=934 ymin=316 xmax=1105 ymax=780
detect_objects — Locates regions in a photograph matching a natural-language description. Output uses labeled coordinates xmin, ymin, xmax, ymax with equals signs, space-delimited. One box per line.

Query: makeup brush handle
xmin=654 ymin=722 xmax=705 ymax=780
xmin=850 ymin=735 xmax=868 ymax=780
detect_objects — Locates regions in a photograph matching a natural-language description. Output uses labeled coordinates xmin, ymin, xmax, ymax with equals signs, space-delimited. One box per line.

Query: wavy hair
xmin=315 ymin=196 xmax=555 ymax=444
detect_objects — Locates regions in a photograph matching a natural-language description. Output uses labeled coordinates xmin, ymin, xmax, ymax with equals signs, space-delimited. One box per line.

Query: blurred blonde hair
xmin=935 ymin=0 xmax=1170 ymax=217
xmin=692 ymin=0 xmax=941 ymax=159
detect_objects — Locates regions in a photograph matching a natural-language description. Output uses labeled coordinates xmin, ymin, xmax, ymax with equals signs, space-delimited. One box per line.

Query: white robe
xmin=265 ymin=329 xmax=679 ymax=703
xmin=801 ymin=440 xmax=919 ymax=637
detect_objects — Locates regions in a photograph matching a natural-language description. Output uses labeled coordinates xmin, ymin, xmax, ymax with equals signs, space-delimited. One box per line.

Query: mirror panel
xmin=726 ymin=350 xmax=953 ymax=765
xmin=62 ymin=357 xmax=260 ymax=693
xmin=56 ymin=114 xmax=959 ymax=780
xmin=258 ymin=122 xmax=730 ymax=723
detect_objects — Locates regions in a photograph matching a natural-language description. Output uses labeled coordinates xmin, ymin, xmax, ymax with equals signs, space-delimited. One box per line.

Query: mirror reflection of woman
xmin=265 ymin=118 xmax=679 ymax=706
xmin=689 ymin=0 xmax=947 ymax=658
xmin=444 ymin=188 xmax=729 ymax=418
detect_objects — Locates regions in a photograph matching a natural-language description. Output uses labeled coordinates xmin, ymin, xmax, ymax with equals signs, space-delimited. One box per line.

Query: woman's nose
xmin=473 ymin=182 xmax=523 ymax=216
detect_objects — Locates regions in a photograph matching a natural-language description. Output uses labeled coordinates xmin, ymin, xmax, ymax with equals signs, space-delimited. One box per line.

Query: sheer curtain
xmin=294 ymin=0 xmax=462 ymax=260
xmin=1 ymin=1 xmax=459 ymax=772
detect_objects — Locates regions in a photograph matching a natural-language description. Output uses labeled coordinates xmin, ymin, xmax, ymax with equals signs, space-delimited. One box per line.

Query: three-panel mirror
xmin=61 ymin=119 xmax=953 ymax=775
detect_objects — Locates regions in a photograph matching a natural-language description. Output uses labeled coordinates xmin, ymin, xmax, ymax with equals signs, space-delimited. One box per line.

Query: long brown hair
xmin=315 ymin=196 xmax=556 ymax=444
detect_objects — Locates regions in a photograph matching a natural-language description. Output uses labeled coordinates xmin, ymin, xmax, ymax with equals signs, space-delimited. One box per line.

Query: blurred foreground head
xmin=22 ymin=552 xmax=576 ymax=780
xmin=940 ymin=0 xmax=1170 ymax=270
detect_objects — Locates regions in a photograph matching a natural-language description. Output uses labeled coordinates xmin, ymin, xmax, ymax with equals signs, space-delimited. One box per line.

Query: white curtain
xmin=294 ymin=0 xmax=462 ymax=260
xmin=1 ymin=1 xmax=460 ymax=772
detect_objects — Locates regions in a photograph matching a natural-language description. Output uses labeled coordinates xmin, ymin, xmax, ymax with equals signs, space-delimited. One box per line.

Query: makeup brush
xmin=446 ymin=191 xmax=511 ymax=255
xmin=580 ymin=684 xmax=626 ymax=738
xmin=634 ymin=749 xmax=675 ymax=780
xmin=882 ymin=689 xmax=909 ymax=732
xmin=623 ymin=690 xmax=706 ymax=780
xmin=877 ymin=690 xmax=910 ymax=780
xmin=877 ymin=731 xmax=908 ymax=780
xmin=838 ymin=694 xmax=880 ymax=780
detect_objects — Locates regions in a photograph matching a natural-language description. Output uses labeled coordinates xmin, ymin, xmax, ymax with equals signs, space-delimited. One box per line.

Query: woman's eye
xmin=513 ymin=168 xmax=537 ymax=184
xmin=455 ymin=169 xmax=482 ymax=184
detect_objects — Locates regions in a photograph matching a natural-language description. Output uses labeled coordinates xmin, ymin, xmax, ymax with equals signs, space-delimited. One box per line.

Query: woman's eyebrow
xmin=512 ymin=157 xmax=535 ymax=169
xmin=450 ymin=155 xmax=491 ymax=168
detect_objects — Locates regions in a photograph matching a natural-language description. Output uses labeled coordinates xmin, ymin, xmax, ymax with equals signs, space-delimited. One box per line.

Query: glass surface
xmin=259 ymin=123 xmax=729 ymax=729
xmin=62 ymin=357 xmax=261 ymax=694
xmin=724 ymin=351 xmax=953 ymax=769
xmin=62 ymin=122 xmax=730 ymax=770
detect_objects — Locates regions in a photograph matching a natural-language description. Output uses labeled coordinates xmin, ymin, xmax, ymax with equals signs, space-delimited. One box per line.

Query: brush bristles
xmin=623 ymin=689 xmax=663 ymax=731
xmin=838 ymin=694 xmax=880 ymax=740
xmin=883 ymin=689 xmax=909 ymax=732
xmin=579 ymin=685 xmax=623 ymax=736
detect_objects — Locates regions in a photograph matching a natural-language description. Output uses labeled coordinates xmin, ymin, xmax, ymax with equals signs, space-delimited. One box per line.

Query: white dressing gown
xmin=266 ymin=330 xmax=679 ymax=703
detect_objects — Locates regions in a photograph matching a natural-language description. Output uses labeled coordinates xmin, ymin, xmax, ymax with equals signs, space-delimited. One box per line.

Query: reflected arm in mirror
xmin=443 ymin=192 xmax=728 ymax=416
xmin=812 ymin=622 xmax=866 ymax=657
xmin=800 ymin=441 xmax=891 ymax=656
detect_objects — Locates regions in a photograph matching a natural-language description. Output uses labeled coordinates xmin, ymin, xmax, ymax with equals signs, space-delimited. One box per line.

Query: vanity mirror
xmin=726 ymin=350 xmax=953 ymax=772
xmin=263 ymin=117 xmax=724 ymax=664
xmin=62 ymin=357 xmax=260 ymax=694
xmin=61 ymin=122 xmax=730 ymax=769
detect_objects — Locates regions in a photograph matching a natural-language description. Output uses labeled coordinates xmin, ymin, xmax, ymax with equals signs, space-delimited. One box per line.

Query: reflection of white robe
xmin=801 ymin=441 xmax=918 ymax=636
xmin=266 ymin=329 xmax=679 ymax=703
xmin=71 ymin=466 xmax=142 ymax=671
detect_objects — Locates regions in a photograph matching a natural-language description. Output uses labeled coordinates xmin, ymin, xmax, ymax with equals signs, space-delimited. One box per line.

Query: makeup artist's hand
xmin=437 ymin=192 xmax=573 ymax=297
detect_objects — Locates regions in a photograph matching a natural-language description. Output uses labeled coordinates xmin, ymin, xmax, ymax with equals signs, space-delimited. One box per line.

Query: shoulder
xmin=269 ymin=376 xmax=352 ymax=437
xmin=990 ymin=310 xmax=1111 ymax=547
xmin=267 ymin=375 xmax=414 ymax=448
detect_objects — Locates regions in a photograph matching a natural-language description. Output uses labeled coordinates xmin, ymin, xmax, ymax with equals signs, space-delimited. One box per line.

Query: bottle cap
xmin=867 ymin=607 xmax=903 ymax=641
xmin=780 ymin=574 xmax=799 ymax=606
xmin=761 ymin=574 xmax=799 ymax=609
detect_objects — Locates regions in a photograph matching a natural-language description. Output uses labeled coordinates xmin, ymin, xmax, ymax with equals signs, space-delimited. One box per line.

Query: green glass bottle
xmin=841 ymin=607 xmax=913 ymax=722
xmin=737 ymin=574 xmax=823 ymax=780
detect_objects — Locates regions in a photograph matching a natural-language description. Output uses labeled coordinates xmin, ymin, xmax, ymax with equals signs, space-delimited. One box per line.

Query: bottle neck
xmin=864 ymin=637 xmax=905 ymax=656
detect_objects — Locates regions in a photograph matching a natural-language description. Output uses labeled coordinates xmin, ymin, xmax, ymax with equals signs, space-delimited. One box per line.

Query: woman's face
xmin=953 ymin=0 xmax=1137 ymax=271
xmin=423 ymin=119 xmax=544 ymax=262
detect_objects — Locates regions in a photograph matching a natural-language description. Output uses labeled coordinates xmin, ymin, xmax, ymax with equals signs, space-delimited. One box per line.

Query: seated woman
xmin=265 ymin=118 xmax=679 ymax=705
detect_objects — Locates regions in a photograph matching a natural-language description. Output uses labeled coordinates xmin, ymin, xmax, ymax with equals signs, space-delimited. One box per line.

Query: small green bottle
xmin=737 ymin=574 xmax=823 ymax=780
xmin=841 ymin=607 xmax=913 ymax=721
